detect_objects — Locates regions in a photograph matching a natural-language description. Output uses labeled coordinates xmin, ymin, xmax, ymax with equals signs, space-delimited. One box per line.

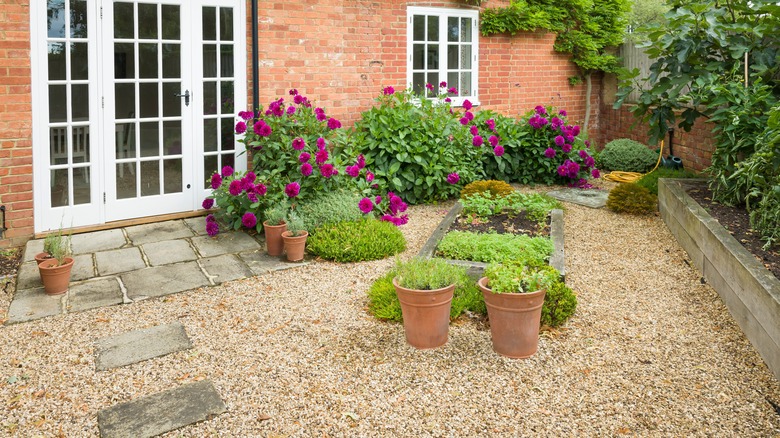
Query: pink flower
xmin=555 ymin=135 xmax=565 ymax=147
xmin=206 ymin=221 xmax=219 ymax=237
xmin=472 ymin=135 xmax=483 ymax=147
xmin=544 ymin=148 xmax=557 ymax=159
xmin=286 ymin=106 xmax=296 ymax=115
xmin=229 ymin=180 xmax=242 ymax=196
xmin=448 ymin=87 xmax=457 ymax=94
xmin=289 ymin=89 xmax=298 ymax=96
xmin=300 ymin=163 xmax=313 ymax=176
xmin=494 ymin=145 xmax=505 ymax=156
xmin=439 ymin=81 xmax=447 ymax=88
xmin=242 ymin=212 xmax=257 ymax=228
xmin=425 ymin=83 xmax=434 ymax=92
xmin=562 ymin=143 xmax=573 ymax=153
xmin=244 ymin=171 xmax=256 ymax=183
xmin=316 ymin=137 xmax=326 ymax=150
xmin=258 ymin=124 xmax=272 ymax=137
xmin=346 ymin=165 xmax=360 ymax=178
xmin=366 ymin=172 xmax=374 ymax=182
xmin=488 ymin=135 xmax=499 ymax=147
xmin=447 ymin=172 xmax=460 ymax=184
xmin=383 ymin=86 xmax=395 ymax=95
xmin=235 ymin=121 xmax=247 ymax=134
xmin=485 ymin=119 xmax=496 ymax=131
xmin=292 ymin=137 xmax=305 ymax=150
xmin=559 ymin=109 xmax=567 ymax=116
xmin=327 ymin=118 xmax=341 ymax=130
xmin=210 ymin=173 xmax=222 ymax=190
xmin=459 ymin=117 xmax=469 ymax=126
xmin=293 ymin=94 xmax=304 ymax=105
xmin=254 ymin=183 xmax=267 ymax=196
xmin=315 ymin=149 xmax=328 ymax=164
xmin=470 ymin=125 xmax=479 ymax=136
xmin=238 ymin=111 xmax=253 ymax=120
xmin=320 ymin=163 xmax=337 ymax=178
xmin=444 ymin=97 xmax=452 ymax=103
xmin=462 ymin=100 xmax=473 ymax=110
xmin=285 ymin=182 xmax=300 ymax=198
xmin=202 ymin=198 xmax=214 ymax=209
xmin=247 ymin=192 xmax=258 ymax=203
xmin=591 ymin=168 xmax=600 ymax=179
xmin=315 ymin=108 xmax=327 ymax=121
xmin=299 ymin=152 xmax=311 ymax=163
xmin=221 ymin=166 xmax=234 ymax=177
xmin=375 ymin=195 xmax=382 ymax=205
xmin=535 ymin=105 xmax=547 ymax=115
xmin=356 ymin=154 xmax=366 ymax=169
xmin=359 ymin=198 xmax=374 ymax=214
xmin=465 ymin=111 xmax=474 ymax=121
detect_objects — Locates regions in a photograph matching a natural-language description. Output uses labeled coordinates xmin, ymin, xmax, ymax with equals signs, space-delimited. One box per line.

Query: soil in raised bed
xmin=448 ymin=210 xmax=550 ymax=237
xmin=686 ymin=181 xmax=780 ymax=280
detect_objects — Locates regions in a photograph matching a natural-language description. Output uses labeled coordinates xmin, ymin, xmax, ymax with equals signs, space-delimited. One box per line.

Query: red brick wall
xmin=0 ymin=0 xmax=33 ymax=248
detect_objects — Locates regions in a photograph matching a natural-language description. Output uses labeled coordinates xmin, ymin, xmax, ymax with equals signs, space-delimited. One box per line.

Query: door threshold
xmin=34 ymin=211 xmax=208 ymax=239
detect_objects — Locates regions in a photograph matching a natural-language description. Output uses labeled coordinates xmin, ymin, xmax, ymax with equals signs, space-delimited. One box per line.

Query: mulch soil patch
xmin=448 ymin=210 xmax=550 ymax=237
xmin=0 ymin=247 xmax=22 ymax=279
xmin=686 ymin=181 xmax=780 ymax=280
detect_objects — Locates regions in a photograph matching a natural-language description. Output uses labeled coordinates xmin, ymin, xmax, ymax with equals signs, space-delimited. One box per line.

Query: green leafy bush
xmin=484 ymin=260 xmax=558 ymax=294
xmin=460 ymin=180 xmax=515 ymax=200
xmin=367 ymin=266 xmax=485 ymax=322
xmin=598 ymin=139 xmax=658 ymax=172
xmin=437 ymin=231 xmax=554 ymax=264
xmin=461 ymin=191 xmax=562 ymax=225
xmin=605 ymin=183 xmax=657 ymax=215
xmin=541 ymin=276 xmax=578 ymax=328
xmin=306 ymin=218 xmax=406 ymax=262
xmin=296 ymin=190 xmax=363 ymax=233
xmin=635 ymin=167 xmax=698 ymax=195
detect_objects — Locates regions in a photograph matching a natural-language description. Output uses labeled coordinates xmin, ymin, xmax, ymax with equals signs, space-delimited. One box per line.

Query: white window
xmin=407 ymin=7 xmax=479 ymax=106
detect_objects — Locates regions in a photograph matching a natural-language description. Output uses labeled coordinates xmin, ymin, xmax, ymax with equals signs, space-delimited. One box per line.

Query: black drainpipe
xmin=251 ymin=0 xmax=259 ymax=116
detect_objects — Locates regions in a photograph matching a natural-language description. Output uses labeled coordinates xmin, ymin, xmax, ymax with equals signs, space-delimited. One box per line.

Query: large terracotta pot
xmin=478 ymin=277 xmax=546 ymax=359
xmin=38 ymin=257 xmax=75 ymax=295
xmin=393 ymin=278 xmax=454 ymax=349
xmin=281 ymin=230 xmax=308 ymax=262
xmin=263 ymin=221 xmax=287 ymax=257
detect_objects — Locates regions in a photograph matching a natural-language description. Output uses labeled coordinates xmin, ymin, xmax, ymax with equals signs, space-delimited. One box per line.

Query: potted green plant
xmin=281 ymin=211 xmax=308 ymax=262
xmin=392 ymin=258 xmax=462 ymax=349
xmin=37 ymin=230 xmax=74 ymax=295
xmin=263 ymin=205 xmax=287 ymax=257
xmin=477 ymin=261 xmax=558 ymax=358
xmin=34 ymin=231 xmax=61 ymax=264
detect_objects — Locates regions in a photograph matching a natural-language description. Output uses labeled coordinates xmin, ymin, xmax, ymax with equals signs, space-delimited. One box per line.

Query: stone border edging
xmin=659 ymin=178 xmax=780 ymax=380
xmin=417 ymin=202 xmax=565 ymax=279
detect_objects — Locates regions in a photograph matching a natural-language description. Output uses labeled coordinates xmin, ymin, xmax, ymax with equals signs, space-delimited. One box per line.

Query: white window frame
xmin=406 ymin=7 xmax=479 ymax=107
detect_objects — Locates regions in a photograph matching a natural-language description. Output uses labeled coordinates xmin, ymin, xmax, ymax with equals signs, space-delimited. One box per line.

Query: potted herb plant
xmin=263 ymin=205 xmax=287 ymax=257
xmin=392 ymin=258 xmax=462 ymax=349
xmin=37 ymin=230 xmax=74 ymax=295
xmin=281 ymin=211 xmax=308 ymax=262
xmin=34 ymin=231 xmax=62 ymax=264
xmin=477 ymin=260 xmax=558 ymax=358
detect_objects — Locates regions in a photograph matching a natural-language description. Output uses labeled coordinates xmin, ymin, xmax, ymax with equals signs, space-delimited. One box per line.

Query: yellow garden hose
xmin=601 ymin=140 xmax=665 ymax=183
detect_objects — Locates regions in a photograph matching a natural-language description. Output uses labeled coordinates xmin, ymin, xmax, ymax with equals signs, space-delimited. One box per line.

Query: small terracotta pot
xmin=281 ymin=230 xmax=308 ymax=262
xmin=38 ymin=257 xmax=75 ymax=295
xmin=393 ymin=278 xmax=454 ymax=349
xmin=478 ymin=277 xmax=546 ymax=359
xmin=35 ymin=252 xmax=53 ymax=265
xmin=263 ymin=221 xmax=287 ymax=257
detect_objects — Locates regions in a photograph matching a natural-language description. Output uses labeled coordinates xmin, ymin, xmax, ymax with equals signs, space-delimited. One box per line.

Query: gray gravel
xmin=0 ymin=187 xmax=779 ymax=436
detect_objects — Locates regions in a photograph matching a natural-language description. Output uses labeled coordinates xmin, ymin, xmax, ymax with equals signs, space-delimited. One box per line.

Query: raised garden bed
xmin=418 ymin=202 xmax=565 ymax=279
xmin=659 ymin=178 xmax=780 ymax=380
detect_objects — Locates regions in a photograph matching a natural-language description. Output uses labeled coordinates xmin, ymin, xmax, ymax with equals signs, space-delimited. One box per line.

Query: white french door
xmin=31 ymin=0 xmax=246 ymax=232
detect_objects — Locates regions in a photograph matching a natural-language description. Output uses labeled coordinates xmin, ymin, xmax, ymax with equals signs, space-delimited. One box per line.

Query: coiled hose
xmin=601 ymin=141 xmax=664 ymax=183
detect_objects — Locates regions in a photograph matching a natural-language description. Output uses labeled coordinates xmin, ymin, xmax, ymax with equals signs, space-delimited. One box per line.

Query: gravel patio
xmin=1 ymin=183 xmax=779 ymax=436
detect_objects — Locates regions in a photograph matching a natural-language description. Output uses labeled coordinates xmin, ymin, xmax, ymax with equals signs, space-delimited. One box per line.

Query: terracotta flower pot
xmin=38 ymin=257 xmax=75 ymax=295
xmin=393 ymin=278 xmax=454 ymax=349
xmin=281 ymin=230 xmax=308 ymax=262
xmin=263 ymin=220 xmax=287 ymax=257
xmin=478 ymin=277 xmax=546 ymax=359
xmin=35 ymin=252 xmax=53 ymax=265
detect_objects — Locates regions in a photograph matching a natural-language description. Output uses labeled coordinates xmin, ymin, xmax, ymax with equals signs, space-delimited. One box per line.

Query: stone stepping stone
xmin=120 ymin=261 xmax=209 ymax=300
xmin=125 ymin=220 xmax=194 ymax=246
xmin=143 ymin=239 xmax=197 ymax=266
xmin=239 ymin=250 xmax=307 ymax=276
xmin=6 ymin=287 xmax=63 ymax=324
xmin=68 ymin=278 xmax=124 ymax=313
xmin=200 ymin=254 xmax=253 ymax=284
xmin=547 ymin=188 xmax=609 ymax=208
xmin=94 ymin=322 xmax=192 ymax=371
xmin=95 ymin=247 xmax=146 ymax=276
xmin=97 ymin=380 xmax=226 ymax=438
xmin=191 ymin=231 xmax=262 ymax=258
xmin=71 ymin=229 xmax=127 ymax=254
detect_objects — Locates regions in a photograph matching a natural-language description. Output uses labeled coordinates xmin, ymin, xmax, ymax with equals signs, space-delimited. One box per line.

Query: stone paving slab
xmin=97 ymin=380 xmax=225 ymax=438
xmin=16 ymin=261 xmax=42 ymax=290
xmin=68 ymin=278 xmax=124 ymax=313
xmin=96 ymin=247 xmax=146 ymax=276
xmin=121 ymin=262 xmax=209 ymax=300
xmin=125 ymin=220 xmax=194 ymax=246
xmin=143 ymin=240 xmax=197 ymax=266
xmin=6 ymin=287 xmax=63 ymax=324
xmin=183 ymin=217 xmax=207 ymax=236
xmin=191 ymin=231 xmax=262 ymax=258
xmin=201 ymin=254 xmax=254 ymax=284
xmin=23 ymin=239 xmax=44 ymax=263
xmin=547 ymin=188 xmax=609 ymax=208
xmin=94 ymin=322 xmax=192 ymax=371
xmin=239 ymin=250 xmax=307 ymax=276
xmin=71 ymin=254 xmax=96 ymax=281
xmin=71 ymin=229 xmax=127 ymax=254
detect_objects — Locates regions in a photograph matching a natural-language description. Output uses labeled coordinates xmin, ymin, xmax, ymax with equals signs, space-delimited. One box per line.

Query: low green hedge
xmin=307 ymin=218 xmax=406 ymax=262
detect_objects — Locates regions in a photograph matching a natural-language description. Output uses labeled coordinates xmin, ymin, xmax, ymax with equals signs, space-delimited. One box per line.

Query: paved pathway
xmin=8 ymin=217 xmax=307 ymax=324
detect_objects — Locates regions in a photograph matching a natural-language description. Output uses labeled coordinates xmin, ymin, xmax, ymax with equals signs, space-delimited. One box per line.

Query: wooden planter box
xmin=417 ymin=202 xmax=565 ymax=280
xmin=659 ymin=178 xmax=780 ymax=380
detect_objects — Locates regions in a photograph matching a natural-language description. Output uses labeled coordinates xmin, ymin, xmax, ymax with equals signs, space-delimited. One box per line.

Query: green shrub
xmin=484 ymin=260 xmax=558 ymax=294
xmin=460 ymin=180 xmax=515 ymax=200
xmin=541 ymin=275 xmax=578 ymax=328
xmin=367 ymin=266 xmax=486 ymax=322
xmin=635 ymin=167 xmax=698 ymax=195
xmin=598 ymin=139 xmax=658 ymax=172
xmin=437 ymin=231 xmax=554 ymax=264
xmin=606 ymin=183 xmax=657 ymax=215
xmin=296 ymin=190 xmax=363 ymax=233
xmin=460 ymin=191 xmax=562 ymax=225
xmin=306 ymin=218 xmax=406 ymax=262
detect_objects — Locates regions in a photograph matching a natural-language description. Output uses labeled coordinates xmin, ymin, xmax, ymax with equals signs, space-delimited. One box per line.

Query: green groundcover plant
xmin=437 ymin=231 xmax=554 ymax=264
xmin=307 ymin=218 xmax=406 ymax=263
xmin=461 ymin=191 xmax=562 ymax=225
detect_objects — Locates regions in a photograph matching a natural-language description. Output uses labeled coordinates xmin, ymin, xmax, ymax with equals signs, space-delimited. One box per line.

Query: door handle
xmin=174 ymin=90 xmax=190 ymax=107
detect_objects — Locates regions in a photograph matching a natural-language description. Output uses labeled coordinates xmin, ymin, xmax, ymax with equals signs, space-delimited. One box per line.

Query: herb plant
xmin=306 ymin=218 xmax=406 ymax=262
xmin=605 ymin=183 xmax=657 ymax=215
xmin=437 ymin=231 xmax=554 ymax=264
xmin=393 ymin=258 xmax=464 ymax=291
xmin=484 ymin=260 xmax=558 ymax=294
xmin=296 ymin=189 xmax=363 ymax=233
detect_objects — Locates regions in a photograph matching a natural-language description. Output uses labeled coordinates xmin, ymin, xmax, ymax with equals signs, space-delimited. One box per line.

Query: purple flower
xmin=585 ymin=155 xmax=596 ymax=168
xmin=389 ymin=194 xmax=407 ymax=214
xmin=202 ymin=198 xmax=214 ymax=209
xmin=316 ymin=137 xmax=326 ymax=150
xmin=252 ymin=120 xmax=265 ymax=133
xmin=315 ymin=108 xmax=327 ymax=121
xmin=585 ymin=140 xmax=591 ymax=147
xmin=346 ymin=165 xmax=360 ymax=178
xmin=439 ymin=81 xmax=447 ymax=88
xmin=463 ymin=100 xmax=473 ymax=111
xmin=206 ymin=220 xmax=219 ymax=237
xmin=472 ymin=135 xmax=483 ymax=147
xmin=254 ymin=183 xmax=267 ymax=196
xmin=238 ymin=111 xmax=253 ymax=120
xmin=292 ymin=137 xmax=305 ymax=150
xmin=299 ymin=152 xmax=311 ymax=163
xmin=356 ymin=154 xmax=366 ymax=169
xmin=235 ymin=121 xmax=247 ymax=134
xmin=327 ymin=118 xmax=341 ymax=130
xmin=289 ymin=89 xmax=298 ymax=96
xmin=494 ymin=145 xmax=505 ymax=156
xmin=210 ymin=173 xmax=223 ymax=190
xmin=486 ymin=119 xmax=496 ymax=132
xmin=294 ymin=94 xmax=305 ymax=105
xmin=465 ymin=111 xmax=474 ymax=121
xmin=366 ymin=172 xmax=375 ymax=182
xmin=562 ymin=143 xmax=573 ymax=153
xmin=258 ymin=124 xmax=272 ymax=137
xmin=300 ymin=163 xmax=313 ymax=176
xmin=470 ymin=125 xmax=479 ymax=136
xmin=544 ymin=148 xmax=557 ymax=159
xmin=550 ymin=117 xmax=563 ymax=130
xmin=572 ymin=125 xmax=581 ymax=136
xmin=459 ymin=117 xmax=469 ymax=126
xmin=359 ymin=197 xmax=374 ymax=214
xmin=245 ymin=171 xmax=256 ymax=183
xmin=315 ymin=149 xmax=329 ymax=164
xmin=555 ymin=136 xmax=565 ymax=147
xmin=447 ymin=87 xmax=457 ymax=94
xmin=229 ymin=179 xmax=243 ymax=196
xmin=285 ymin=182 xmax=300 ymax=198
xmin=444 ymin=97 xmax=452 ymax=103
xmin=286 ymin=106 xmax=296 ymax=115
xmin=535 ymin=105 xmax=547 ymax=115
xmin=221 ymin=166 xmax=234 ymax=177
xmin=206 ymin=213 xmax=216 ymax=223
xmin=425 ymin=83 xmax=434 ymax=92
xmin=528 ymin=114 xmax=547 ymax=129
xmin=242 ymin=212 xmax=257 ymax=229
xmin=488 ymin=135 xmax=499 ymax=147
xmin=320 ymin=163 xmax=337 ymax=178
xmin=383 ymin=86 xmax=395 ymax=95
xmin=247 ymin=192 xmax=259 ymax=203
xmin=559 ymin=110 xmax=567 ymax=116
xmin=579 ymin=150 xmax=588 ymax=159
xmin=591 ymin=168 xmax=600 ymax=179
xmin=375 ymin=195 xmax=382 ymax=205
xmin=447 ymin=172 xmax=460 ymax=184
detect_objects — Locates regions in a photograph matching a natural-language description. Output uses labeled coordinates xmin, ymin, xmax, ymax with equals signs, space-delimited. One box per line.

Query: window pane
xmin=427 ymin=73 xmax=438 ymax=96
xmin=447 ymin=72 xmax=459 ymax=95
xmin=73 ymin=167 xmax=91 ymax=205
xmin=138 ymin=43 xmax=159 ymax=78
xmin=162 ymin=82 xmax=181 ymax=117
xmin=426 ymin=45 xmax=439 ymax=69
xmin=427 ymin=16 xmax=438 ymax=42
xmin=115 ymin=83 xmax=135 ymax=118
xmin=51 ymin=169 xmax=69 ymax=207
xmin=220 ymin=8 xmax=234 ymax=41
xmin=413 ymin=15 xmax=425 ymax=41
xmin=203 ymin=155 xmax=218 ymax=189
xmin=204 ymin=119 xmax=218 ymax=152
xmin=71 ymin=125 xmax=90 ymax=163
xmin=221 ymin=152 xmax=235 ymax=171
xmin=49 ymin=85 xmax=67 ymax=123
xmin=448 ymin=17 xmax=458 ymax=42
xmin=71 ymin=43 xmax=89 ymax=80
xmin=116 ymin=123 xmax=136 ymax=158
xmin=413 ymin=44 xmax=424 ymax=70
xmin=48 ymin=43 xmax=66 ymax=81
xmin=70 ymin=0 xmax=88 ymax=38
xmin=50 ymin=127 xmax=68 ymax=165
xmin=221 ymin=117 xmax=235 ymax=151
xmin=203 ymin=82 xmax=217 ymax=115
xmin=221 ymin=81 xmax=234 ymax=114
xmin=139 ymin=121 xmax=159 ymax=157
xmin=203 ymin=7 xmax=217 ymax=41
xmin=203 ymin=44 xmax=217 ymax=78
xmin=412 ymin=72 xmax=425 ymax=95
xmin=161 ymin=5 xmax=180 ymax=40
xmin=162 ymin=44 xmax=181 ymax=78
xmin=138 ymin=3 xmax=158 ymax=39
xmin=139 ymin=82 xmax=159 ymax=118
xmin=68 ymin=84 xmax=88 ymax=123
xmin=447 ymin=44 xmax=458 ymax=70
xmin=114 ymin=43 xmax=135 ymax=79
xmin=220 ymin=45 xmax=234 ymax=77
xmin=460 ymin=72 xmax=472 ymax=96
xmin=461 ymin=45 xmax=472 ymax=70
xmin=163 ymin=159 xmax=182 ymax=194
xmin=163 ymin=121 xmax=182 ymax=155
xmin=141 ymin=161 xmax=160 ymax=196
xmin=114 ymin=3 xmax=134 ymax=38
xmin=48 ymin=1 xmax=66 ymax=38
xmin=116 ymin=163 xmax=137 ymax=199
xmin=461 ymin=18 xmax=472 ymax=42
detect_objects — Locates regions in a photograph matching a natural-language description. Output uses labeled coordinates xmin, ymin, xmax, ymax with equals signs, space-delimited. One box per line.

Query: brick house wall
xmin=0 ymin=0 xmax=33 ymax=248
